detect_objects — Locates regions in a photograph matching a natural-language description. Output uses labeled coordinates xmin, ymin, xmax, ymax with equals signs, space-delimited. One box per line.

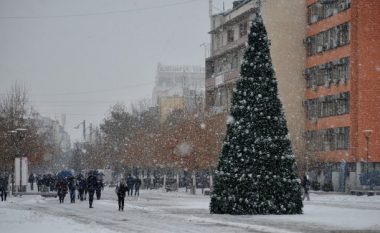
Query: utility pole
xmin=209 ymin=0 xmax=213 ymax=17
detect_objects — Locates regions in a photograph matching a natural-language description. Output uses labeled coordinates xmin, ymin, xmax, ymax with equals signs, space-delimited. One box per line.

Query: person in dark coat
xmin=56 ymin=180 xmax=68 ymax=204
xmin=126 ymin=174 xmax=135 ymax=196
xmin=0 ymin=175 xmax=8 ymax=201
xmin=37 ymin=175 xmax=42 ymax=192
xmin=116 ymin=180 xmax=127 ymax=211
xmin=95 ymin=179 xmax=103 ymax=200
xmin=28 ymin=174 xmax=35 ymax=191
xmin=302 ymin=174 xmax=311 ymax=201
xmin=77 ymin=175 xmax=86 ymax=201
xmin=134 ymin=178 xmax=141 ymax=196
xmin=68 ymin=177 xmax=76 ymax=203
xmin=86 ymin=175 xmax=97 ymax=208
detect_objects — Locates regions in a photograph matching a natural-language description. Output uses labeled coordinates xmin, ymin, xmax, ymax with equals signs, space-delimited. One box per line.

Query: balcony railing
xmin=211 ymin=35 xmax=247 ymax=58
xmin=206 ymin=69 xmax=240 ymax=89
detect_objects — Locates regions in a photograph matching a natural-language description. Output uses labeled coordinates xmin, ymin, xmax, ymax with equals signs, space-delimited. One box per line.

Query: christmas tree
xmin=210 ymin=13 xmax=303 ymax=215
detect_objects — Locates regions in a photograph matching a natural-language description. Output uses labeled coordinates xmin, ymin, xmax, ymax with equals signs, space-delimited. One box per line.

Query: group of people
xmin=28 ymin=174 xmax=59 ymax=192
xmin=55 ymin=173 xmax=104 ymax=208
xmin=115 ymin=174 xmax=141 ymax=211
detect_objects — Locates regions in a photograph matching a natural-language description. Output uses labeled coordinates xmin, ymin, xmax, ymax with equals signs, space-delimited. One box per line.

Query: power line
xmin=0 ymin=81 xmax=154 ymax=97
xmin=0 ymin=0 xmax=202 ymax=20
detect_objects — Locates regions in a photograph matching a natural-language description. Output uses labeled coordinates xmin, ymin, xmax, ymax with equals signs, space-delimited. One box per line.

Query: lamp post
xmin=363 ymin=129 xmax=373 ymax=185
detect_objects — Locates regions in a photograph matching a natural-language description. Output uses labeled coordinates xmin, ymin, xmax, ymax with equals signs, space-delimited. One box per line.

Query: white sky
xmin=0 ymin=0 xmax=236 ymax=142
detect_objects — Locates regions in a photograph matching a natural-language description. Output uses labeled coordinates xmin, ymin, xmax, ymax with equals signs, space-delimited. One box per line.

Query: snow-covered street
xmin=1 ymin=188 xmax=380 ymax=233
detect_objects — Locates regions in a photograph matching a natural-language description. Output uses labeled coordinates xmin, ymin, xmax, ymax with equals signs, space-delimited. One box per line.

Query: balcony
xmin=210 ymin=35 xmax=247 ymax=59
xmin=206 ymin=69 xmax=240 ymax=90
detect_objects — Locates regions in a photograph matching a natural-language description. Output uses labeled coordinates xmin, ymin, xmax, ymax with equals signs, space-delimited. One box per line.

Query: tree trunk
xmin=191 ymin=170 xmax=196 ymax=195
xmin=209 ymin=168 xmax=213 ymax=192
xmin=163 ymin=174 xmax=167 ymax=191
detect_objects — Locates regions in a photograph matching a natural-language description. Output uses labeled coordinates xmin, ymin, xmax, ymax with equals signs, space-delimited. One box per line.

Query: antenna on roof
xmin=209 ymin=0 xmax=213 ymax=17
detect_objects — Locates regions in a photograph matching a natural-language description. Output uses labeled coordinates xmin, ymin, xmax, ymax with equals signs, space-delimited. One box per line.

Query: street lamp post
xmin=363 ymin=129 xmax=373 ymax=187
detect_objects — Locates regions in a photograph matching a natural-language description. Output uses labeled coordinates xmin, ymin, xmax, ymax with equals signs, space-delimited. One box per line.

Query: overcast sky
xmin=0 ymin=0 xmax=236 ymax=142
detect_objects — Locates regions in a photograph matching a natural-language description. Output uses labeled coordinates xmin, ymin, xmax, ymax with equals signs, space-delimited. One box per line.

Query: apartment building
xmin=304 ymin=0 xmax=380 ymax=190
xmin=152 ymin=63 xmax=205 ymax=122
xmin=205 ymin=0 xmax=306 ymax=162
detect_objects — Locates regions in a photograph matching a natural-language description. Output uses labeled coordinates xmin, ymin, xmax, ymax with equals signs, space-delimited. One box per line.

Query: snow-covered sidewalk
xmin=1 ymin=188 xmax=380 ymax=233
xmin=0 ymin=208 xmax=116 ymax=233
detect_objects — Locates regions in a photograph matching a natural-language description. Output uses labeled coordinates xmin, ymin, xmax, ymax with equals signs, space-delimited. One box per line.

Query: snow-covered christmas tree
xmin=210 ymin=12 xmax=303 ymax=215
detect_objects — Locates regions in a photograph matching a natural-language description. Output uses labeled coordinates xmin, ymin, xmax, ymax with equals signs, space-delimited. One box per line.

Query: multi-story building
xmin=152 ymin=63 xmax=205 ymax=122
xmin=206 ymin=0 xmax=379 ymax=191
xmin=205 ymin=0 xmax=306 ymax=163
xmin=304 ymin=0 xmax=380 ymax=190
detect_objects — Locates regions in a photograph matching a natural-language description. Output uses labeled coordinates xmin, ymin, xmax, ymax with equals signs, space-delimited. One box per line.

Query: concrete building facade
xmin=152 ymin=63 xmax=205 ymax=122
xmin=205 ymin=0 xmax=306 ymax=163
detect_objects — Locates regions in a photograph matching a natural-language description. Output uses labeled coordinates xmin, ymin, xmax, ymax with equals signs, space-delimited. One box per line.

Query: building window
xmin=231 ymin=53 xmax=239 ymax=69
xmin=239 ymin=22 xmax=248 ymax=38
xmin=306 ymin=22 xmax=350 ymax=56
xmin=304 ymin=92 xmax=350 ymax=120
xmin=308 ymin=0 xmax=351 ymax=24
xmin=305 ymin=127 xmax=350 ymax=152
xmin=305 ymin=57 xmax=350 ymax=88
xmin=227 ymin=29 xmax=234 ymax=43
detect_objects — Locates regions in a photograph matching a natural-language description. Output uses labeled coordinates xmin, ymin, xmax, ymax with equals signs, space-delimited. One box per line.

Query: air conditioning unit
xmin=303 ymin=37 xmax=312 ymax=44
xmin=324 ymin=80 xmax=331 ymax=88
xmin=311 ymin=117 xmax=318 ymax=124
xmin=338 ymin=2 xmax=346 ymax=11
xmin=320 ymin=0 xmax=338 ymax=4
xmin=311 ymin=15 xmax=318 ymax=23
xmin=311 ymin=85 xmax=317 ymax=91
xmin=317 ymin=46 xmax=323 ymax=52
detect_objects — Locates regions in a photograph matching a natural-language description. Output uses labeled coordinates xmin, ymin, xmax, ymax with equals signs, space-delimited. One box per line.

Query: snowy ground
xmin=1 ymin=188 xmax=380 ymax=233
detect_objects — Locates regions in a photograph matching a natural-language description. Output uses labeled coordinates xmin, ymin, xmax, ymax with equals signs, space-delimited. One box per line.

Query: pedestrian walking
xmin=116 ymin=180 xmax=127 ymax=211
xmin=87 ymin=174 xmax=97 ymax=208
xmin=302 ymin=174 xmax=311 ymax=201
xmin=77 ymin=175 xmax=86 ymax=201
xmin=126 ymin=174 xmax=135 ymax=196
xmin=0 ymin=174 xmax=8 ymax=202
xmin=28 ymin=174 xmax=35 ymax=191
xmin=135 ymin=177 xmax=141 ymax=196
xmin=37 ymin=175 xmax=42 ymax=192
xmin=84 ymin=183 xmax=88 ymax=200
xmin=95 ymin=179 xmax=103 ymax=200
xmin=56 ymin=179 xmax=68 ymax=204
xmin=68 ymin=177 xmax=76 ymax=203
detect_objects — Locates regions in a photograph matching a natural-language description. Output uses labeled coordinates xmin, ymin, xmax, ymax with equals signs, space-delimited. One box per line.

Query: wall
xmin=350 ymin=0 xmax=380 ymax=163
xmin=262 ymin=0 xmax=307 ymax=162
xmin=159 ymin=96 xmax=185 ymax=123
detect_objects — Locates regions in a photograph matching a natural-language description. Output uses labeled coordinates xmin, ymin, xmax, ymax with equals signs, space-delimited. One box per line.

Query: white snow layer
xmin=0 ymin=208 xmax=116 ymax=233
xmin=1 ymin=188 xmax=380 ymax=233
